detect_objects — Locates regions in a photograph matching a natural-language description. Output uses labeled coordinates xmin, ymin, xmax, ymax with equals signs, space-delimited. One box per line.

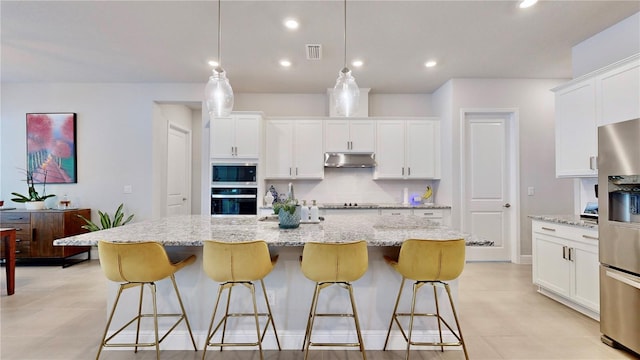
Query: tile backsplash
xmin=264 ymin=168 xmax=439 ymax=205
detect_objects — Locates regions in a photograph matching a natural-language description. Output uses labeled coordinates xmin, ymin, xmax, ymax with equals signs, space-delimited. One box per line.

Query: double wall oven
xmin=211 ymin=164 xmax=258 ymax=215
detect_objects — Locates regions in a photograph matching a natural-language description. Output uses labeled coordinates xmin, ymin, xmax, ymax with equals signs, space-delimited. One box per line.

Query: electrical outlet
xmin=266 ymin=290 xmax=276 ymax=306
xmin=527 ymin=187 xmax=535 ymax=196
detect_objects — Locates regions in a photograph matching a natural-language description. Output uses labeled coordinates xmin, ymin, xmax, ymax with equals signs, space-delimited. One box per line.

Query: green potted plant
xmin=274 ymin=198 xmax=301 ymax=229
xmin=10 ymin=168 xmax=55 ymax=210
xmin=77 ymin=203 xmax=134 ymax=231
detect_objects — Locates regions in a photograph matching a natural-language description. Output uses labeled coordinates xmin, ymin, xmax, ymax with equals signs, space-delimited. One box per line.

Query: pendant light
xmin=205 ymin=0 xmax=234 ymax=119
xmin=333 ymin=0 xmax=359 ymax=117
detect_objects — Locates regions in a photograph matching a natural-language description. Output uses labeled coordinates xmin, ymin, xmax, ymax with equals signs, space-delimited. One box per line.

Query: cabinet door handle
xmin=582 ymin=235 xmax=598 ymax=240
xmin=408 ymin=167 xmax=411 ymax=176
xmin=15 ymin=238 xmax=22 ymax=243
xmin=541 ymin=227 xmax=556 ymax=232
xmin=562 ymin=245 xmax=567 ymax=260
xmin=32 ymin=228 xmax=36 ymax=241
xmin=589 ymin=156 xmax=598 ymax=170
xmin=568 ymin=247 xmax=574 ymax=261
xmin=289 ymin=168 xmax=292 ymax=176
xmin=296 ymin=168 xmax=298 ymax=176
xmin=402 ymin=168 xmax=405 ymax=176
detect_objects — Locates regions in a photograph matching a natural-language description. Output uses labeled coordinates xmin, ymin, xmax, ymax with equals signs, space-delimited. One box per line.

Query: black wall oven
xmin=211 ymin=164 xmax=258 ymax=215
xmin=211 ymin=187 xmax=258 ymax=215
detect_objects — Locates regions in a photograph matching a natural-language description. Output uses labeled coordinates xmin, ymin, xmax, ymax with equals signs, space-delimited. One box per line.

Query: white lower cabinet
xmin=532 ymin=220 xmax=600 ymax=319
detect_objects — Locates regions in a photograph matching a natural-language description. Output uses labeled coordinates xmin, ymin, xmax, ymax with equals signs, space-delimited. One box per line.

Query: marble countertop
xmin=54 ymin=214 xmax=469 ymax=247
xmin=529 ymin=215 xmax=598 ymax=229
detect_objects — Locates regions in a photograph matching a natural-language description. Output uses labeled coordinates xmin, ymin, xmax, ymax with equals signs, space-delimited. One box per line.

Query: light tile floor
xmin=1 ymin=261 xmax=637 ymax=360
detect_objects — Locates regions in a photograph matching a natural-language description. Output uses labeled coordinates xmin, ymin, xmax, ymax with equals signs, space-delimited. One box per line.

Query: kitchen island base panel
xmin=101 ymin=246 xmax=460 ymax=350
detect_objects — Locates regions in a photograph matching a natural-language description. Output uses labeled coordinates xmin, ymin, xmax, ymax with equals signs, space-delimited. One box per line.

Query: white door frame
xmin=459 ymin=108 xmax=521 ymax=263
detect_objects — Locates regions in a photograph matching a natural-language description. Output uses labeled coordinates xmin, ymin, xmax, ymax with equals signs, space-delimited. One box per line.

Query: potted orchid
xmin=10 ymin=168 xmax=55 ymax=210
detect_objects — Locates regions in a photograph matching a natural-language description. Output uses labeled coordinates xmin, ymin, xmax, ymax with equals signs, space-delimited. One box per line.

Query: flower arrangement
xmin=272 ymin=198 xmax=298 ymax=215
xmin=10 ymin=168 xmax=55 ymax=204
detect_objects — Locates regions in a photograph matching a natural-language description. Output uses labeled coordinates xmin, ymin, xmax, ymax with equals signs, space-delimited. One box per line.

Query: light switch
xmin=124 ymin=185 xmax=133 ymax=194
xmin=527 ymin=187 xmax=534 ymax=196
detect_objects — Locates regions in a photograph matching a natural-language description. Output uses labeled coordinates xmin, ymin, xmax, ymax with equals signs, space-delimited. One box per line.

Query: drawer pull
xmin=15 ymin=239 xmax=22 ymax=243
xmin=582 ymin=235 xmax=598 ymax=240
xmin=391 ymin=212 xmax=401 ymax=216
xmin=15 ymin=250 xmax=21 ymax=254
xmin=422 ymin=212 xmax=434 ymax=216
xmin=541 ymin=227 xmax=556 ymax=232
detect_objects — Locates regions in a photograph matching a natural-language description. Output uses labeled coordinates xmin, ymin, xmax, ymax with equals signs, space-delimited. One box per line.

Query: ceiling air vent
xmin=306 ymin=44 xmax=322 ymax=60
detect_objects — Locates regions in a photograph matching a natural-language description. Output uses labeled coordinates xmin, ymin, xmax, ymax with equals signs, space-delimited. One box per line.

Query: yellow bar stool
xmin=96 ymin=240 xmax=197 ymax=360
xmin=202 ymin=240 xmax=281 ymax=360
xmin=300 ymin=240 xmax=368 ymax=360
xmin=383 ymin=238 xmax=469 ymax=360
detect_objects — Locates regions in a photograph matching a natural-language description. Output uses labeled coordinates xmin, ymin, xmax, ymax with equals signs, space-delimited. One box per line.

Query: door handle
xmin=182 ymin=198 xmax=187 ymax=201
xmin=503 ymin=203 xmax=511 ymax=208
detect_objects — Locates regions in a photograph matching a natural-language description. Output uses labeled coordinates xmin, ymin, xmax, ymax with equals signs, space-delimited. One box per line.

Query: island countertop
xmin=54 ymin=214 xmax=470 ymax=247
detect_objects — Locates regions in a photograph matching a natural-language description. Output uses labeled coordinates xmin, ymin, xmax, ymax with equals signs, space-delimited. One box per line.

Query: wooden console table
xmin=0 ymin=209 xmax=91 ymax=267
xmin=1 ymin=228 xmax=16 ymax=295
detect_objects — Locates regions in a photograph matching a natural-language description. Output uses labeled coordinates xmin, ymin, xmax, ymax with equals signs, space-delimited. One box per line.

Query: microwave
xmin=212 ymin=164 xmax=257 ymax=185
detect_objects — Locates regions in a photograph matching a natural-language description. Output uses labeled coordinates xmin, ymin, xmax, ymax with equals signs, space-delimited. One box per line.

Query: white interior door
xmin=462 ymin=111 xmax=517 ymax=261
xmin=167 ymin=123 xmax=191 ymax=216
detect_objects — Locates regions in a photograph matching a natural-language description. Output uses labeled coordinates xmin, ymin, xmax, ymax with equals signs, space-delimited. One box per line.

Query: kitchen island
xmin=55 ymin=214 xmax=470 ymax=351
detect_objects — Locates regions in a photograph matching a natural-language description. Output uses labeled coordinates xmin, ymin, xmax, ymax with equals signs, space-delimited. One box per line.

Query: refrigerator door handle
xmin=606 ymin=269 xmax=640 ymax=290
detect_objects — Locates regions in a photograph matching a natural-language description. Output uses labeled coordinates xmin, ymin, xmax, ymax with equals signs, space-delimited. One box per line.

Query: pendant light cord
xmin=343 ymin=0 xmax=347 ymax=69
xmin=217 ymin=0 xmax=222 ymax=67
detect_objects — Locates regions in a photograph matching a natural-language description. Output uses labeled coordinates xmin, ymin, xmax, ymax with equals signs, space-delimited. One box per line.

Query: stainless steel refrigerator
xmin=598 ymin=118 xmax=640 ymax=356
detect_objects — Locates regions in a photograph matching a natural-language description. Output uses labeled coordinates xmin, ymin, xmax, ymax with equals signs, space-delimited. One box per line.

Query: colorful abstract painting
xmin=26 ymin=113 xmax=77 ymax=184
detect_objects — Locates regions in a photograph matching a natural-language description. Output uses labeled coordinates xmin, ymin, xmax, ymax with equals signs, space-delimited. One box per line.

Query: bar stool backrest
xmin=203 ymin=240 xmax=274 ymax=282
xmin=97 ymin=241 xmax=176 ymax=283
xmin=396 ymin=239 xmax=465 ymax=281
xmin=301 ymin=241 xmax=368 ymax=283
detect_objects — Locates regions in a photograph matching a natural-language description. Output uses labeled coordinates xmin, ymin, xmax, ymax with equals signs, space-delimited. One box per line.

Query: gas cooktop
xmin=322 ymin=203 xmax=380 ymax=209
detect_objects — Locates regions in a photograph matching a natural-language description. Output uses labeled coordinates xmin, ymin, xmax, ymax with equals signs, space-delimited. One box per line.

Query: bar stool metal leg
xmin=383 ymin=277 xmax=406 ymax=350
xmin=445 ymin=283 xmax=469 ymax=360
xmin=260 ymin=279 xmax=281 ymax=349
xmin=346 ymin=283 xmax=367 ymax=360
xmin=432 ymin=283 xmax=444 ymax=352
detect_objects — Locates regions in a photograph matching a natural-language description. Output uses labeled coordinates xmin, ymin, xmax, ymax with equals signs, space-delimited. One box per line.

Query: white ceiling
xmin=2 ymin=0 xmax=639 ymax=94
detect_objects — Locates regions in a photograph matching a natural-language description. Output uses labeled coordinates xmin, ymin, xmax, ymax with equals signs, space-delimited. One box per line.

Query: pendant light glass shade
xmin=334 ymin=67 xmax=359 ymax=117
xmin=334 ymin=0 xmax=359 ymax=117
xmin=205 ymin=66 xmax=234 ymax=118
xmin=205 ymin=0 xmax=233 ymax=119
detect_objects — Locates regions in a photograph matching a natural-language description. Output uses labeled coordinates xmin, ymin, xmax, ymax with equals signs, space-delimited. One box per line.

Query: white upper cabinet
xmin=324 ymin=119 xmax=375 ymax=153
xmin=375 ymin=119 xmax=440 ymax=179
xmin=553 ymin=55 xmax=639 ymax=177
xmin=554 ymin=79 xmax=598 ymax=177
xmin=210 ymin=113 xmax=261 ymax=159
xmin=597 ymin=59 xmax=640 ymax=126
xmin=265 ymin=119 xmax=324 ymax=179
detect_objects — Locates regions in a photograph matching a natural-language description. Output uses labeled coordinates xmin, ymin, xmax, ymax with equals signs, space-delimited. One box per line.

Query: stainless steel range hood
xmin=324 ymin=153 xmax=376 ymax=168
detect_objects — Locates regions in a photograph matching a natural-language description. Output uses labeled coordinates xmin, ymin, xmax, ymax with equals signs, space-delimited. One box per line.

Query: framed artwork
xmin=26 ymin=113 xmax=77 ymax=184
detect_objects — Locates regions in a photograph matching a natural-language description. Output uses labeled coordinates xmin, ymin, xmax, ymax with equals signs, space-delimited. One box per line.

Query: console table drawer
xmin=0 ymin=212 xmax=31 ymax=224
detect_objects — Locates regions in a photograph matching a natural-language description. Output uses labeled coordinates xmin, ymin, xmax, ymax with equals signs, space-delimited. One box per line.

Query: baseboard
xmin=518 ymin=255 xmax=532 ymax=264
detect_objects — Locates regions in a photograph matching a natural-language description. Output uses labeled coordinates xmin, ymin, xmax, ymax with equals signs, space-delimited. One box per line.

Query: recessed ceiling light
xmin=352 ymin=60 xmax=363 ymax=67
xmin=284 ymin=19 xmax=299 ymax=30
xmin=208 ymin=60 xmax=219 ymax=67
xmin=425 ymin=60 xmax=437 ymax=68
xmin=519 ymin=0 xmax=538 ymax=9
xmin=280 ymin=59 xmax=292 ymax=67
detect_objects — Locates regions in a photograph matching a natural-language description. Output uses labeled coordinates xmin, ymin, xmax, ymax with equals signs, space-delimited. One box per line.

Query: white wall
xmin=432 ymin=78 xmax=575 ymax=256
xmin=572 ymin=12 xmax=640 ymax=77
